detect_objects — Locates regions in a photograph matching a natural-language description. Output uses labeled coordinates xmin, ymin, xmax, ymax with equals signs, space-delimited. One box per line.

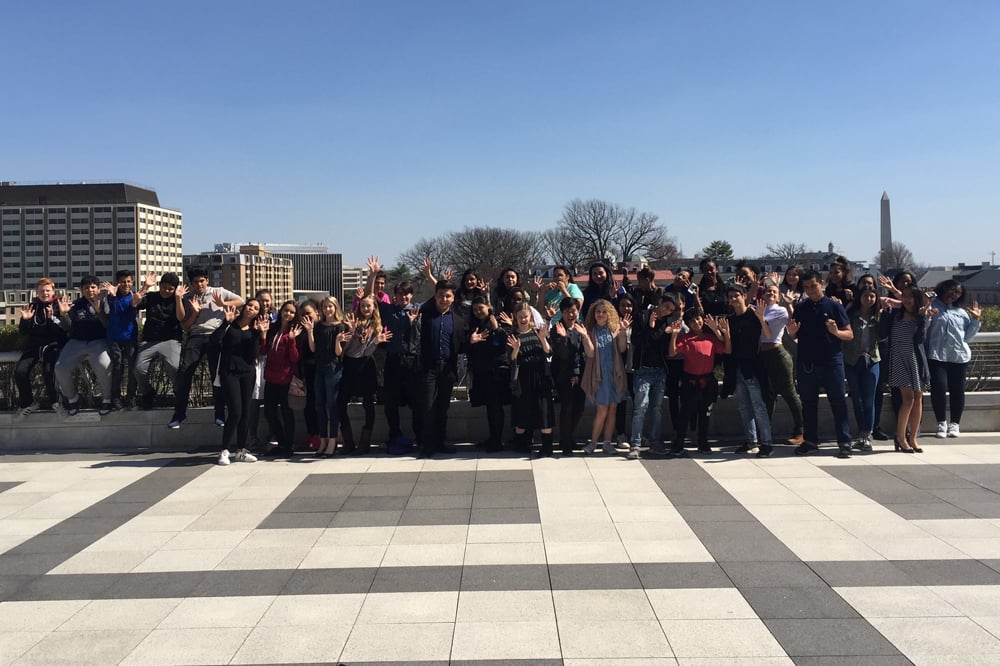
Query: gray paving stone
xmin=932 ymin=487 xmax=1000 ymax=505
xmin=302 ymin=472 xmax=364 ymax=485
xmin=474 ymin=469 xmax=534 ymax=482
xmin=412 ymin=480 xmax=478 ymax=495
xmin=45 ymin=516 xmax=134 ymax=536
xmin=284 ymin=483 xmax=355 ymax=498
xmin=722 ymin=561 xmax=827 ymax=588
xmin=793 ymin=657 xmax=913 ymax=666
xmin=349 ymin=482 xmax=416 ymax=497
xmin=548 ymin=563 xmax=641 ymax=590
xmin=4 ymin=533 xmax=97 ymax=555
xmin=0 ymin=481 xmax=23 ymax=493
xmin=690 ymin=522 xmax=799 ymax=562
xmin=674 ymin=504 xmax=758 ymax=522
xmin=956 ymin=502 xmax=1000 ymax=519
xmin=190 ymin=569 xmax=294 ymax=597
xmin=474 ymin=480 xmax=537 ymax=495
xmin=359 ymin=471 xmax=419 ymax=484
xmin=330 ymin=510 xmax=402 ymax=527
xmin=886 ymin=466 xmax=982 ymax=490
xmin=10 ymin=572 xmax=121 ymax=601
xmin=807 ymin=561 xmax=918 ymax=587
xmin=274 ymin=496 xmax=347 ymax=513
xmin=257 ymin=511 xmax=336 ymax=529
xmin=341 ymin=495 xmax=409 ymax=511
xmin=741 ymin=585 xmax=862 ymax=619
xmin=472 ymin=494 xmax=538 ymax=509
xmin=470 ymin=507 xmax=540 ymax=524
xmin=405 ymin=494 xmax=474 ymax=510
xmin=892 ymin=558 xmax=1000 ymax=586
xmin=397 ymin=508 xmax=472 ymax=525
xmin=765 ymin=618 xmax=903 ymax=657
xmin=885 ymin=502 xmax=976 ymax=520
xmin=0 ymin=552 xmax=70 ymax=576
xmin=74 ymin=501 xmax=157 ymax=519
xmin=370 ymin=565 xmax=462 ymax=593
xmin=633 ymin=562 xmax=733 ymax=589
xmin=282 ymin=567 xmax=377 ymax=595
xmin=461 ymin=564 xmax=551 ymax=591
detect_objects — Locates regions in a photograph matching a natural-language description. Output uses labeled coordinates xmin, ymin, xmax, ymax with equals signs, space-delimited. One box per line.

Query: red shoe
xmin=308 ymin=435 xmax=321 ymax=450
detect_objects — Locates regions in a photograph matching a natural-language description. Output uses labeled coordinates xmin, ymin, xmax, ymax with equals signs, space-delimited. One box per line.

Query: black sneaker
xmin=794 ymin=442 xmax=819 ymax=456
xmin=734 ymin=443 xmax=759 ymax=455
xmin=697 ymin=444 xmax=713 ymax=454
xmin=98 ymin=402 xmax=113 ymax=416
xmin=871 ymin=428 xmax=889 ymax=441
xmin=666 ymin=447 xmax=689 ymax=459
xmin=756 ymin=444 xmax=774 ymax=458
xmin=66 ymin=400 xmax=80 ymax=417
xmin=648 ymin=441 xmax=670 ymax=456
xmin=837 ymin=446 xmax=853 ymax=459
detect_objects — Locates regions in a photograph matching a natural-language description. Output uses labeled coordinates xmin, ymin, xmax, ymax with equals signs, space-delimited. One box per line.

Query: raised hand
xmin=969 ymin=301 xmax=982 ymax=320
xmin=536 ymin=322 xmax=550 ymax=340
xmin=355 ymin=287 xmax=364 ymax=300
xmin=704 ymin=314 xmax=718 ymax=332
xmin=406 ymin=308 xmax=419 ymax=324
xmin=476 ymin=277 xmax=487 ymax=292
xmin=223 ymin=305 xmax=237 ymax=322
xmin=212 ymin=291 xmax=225 ymax=308
xmin=553 ymin=322 xmax=567 ymax=337
xmin=175 ymin=284 xmax=189 ymax=299
xmin=531 ymin=275 xmax=544 ymax=291
xmin=288 ymin=324 xmax=303 ymax=339
xmin=254 ymin=314 xmax=269 ymax=331
xmin=57 ymin=295 xmax=72 ymax=316
xmin=299 ymin=314 xmax=314 ymax=331
xmin=843 ymin=288 xmax=854 ymax=302
xmin=785 ymin=318 xmax=801 ymax=336
xmin=716 ymin=316 xmax=730 ymax=336
xmin=470 ymin=329 xmax=486 ymax=344
xmin=878 ymin=275 xmax=894 ymax=290
xmin=506 ymin=333 xmax=521 ymax=352
xmin=376 ymin=329 xmax=393 ymax=344
xmin=668 ymin=319 xmax=683 ymax=334
xmin=544 ymin=304 xmax=557 ymax=320
xmin=571 ymin=321 xmax=587 ymax=336
xmin=366 ymin=255 xmax=382 ymax=273
xmin=419 ymin=257 xmax=434 ymax=281
xmin=344 ymin=312 xmax=356 ymax=330
xmin=101 ymin=281 xmax=116 ymax=294
xmin=621 ymin=314 xmax=632 ymax=330
xmin=336 ymin=330 xmax=353 ymax=343
xmin=144 ymin=272 xmax=158 ymax=288
xmin=498 ymin=311 xmax=513 ymax=327
xmin=442 ymin=268 xmax=454 ymax=282
xmin=20 ymin=303 xmax=35 ymax=320
xmin=766 ymin=271 xmax=780 ymax=286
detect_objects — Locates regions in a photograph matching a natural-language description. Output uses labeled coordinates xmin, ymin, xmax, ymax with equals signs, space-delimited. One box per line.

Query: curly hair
xmin=584 ymin=298 xmax=621 ymax=334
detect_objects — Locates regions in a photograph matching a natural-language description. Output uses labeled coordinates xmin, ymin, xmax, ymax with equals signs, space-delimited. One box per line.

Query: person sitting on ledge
xmin=14 ymin=277 xmax=71 ymax=417
xmin=54 ymin=275 xmax=113 ymax=416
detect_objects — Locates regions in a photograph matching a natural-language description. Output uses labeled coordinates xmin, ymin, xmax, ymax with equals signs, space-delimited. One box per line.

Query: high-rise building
xmin=183 ymin=244 xmax=294 ymax=303
xmin=0 ymin=182 xmax=183 ymax=323
xmin=342 ymin=265 xmax=364 ymax=306
xmin=215 ymin=242 xmax=343 ymax=303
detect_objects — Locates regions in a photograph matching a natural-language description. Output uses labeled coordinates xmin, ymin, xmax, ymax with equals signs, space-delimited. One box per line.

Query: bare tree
xmin=554 ymin=198 xmax=675 ymax=267
xmin=616 ymin=207 xmax=662 ymax=261
xmin=444 ymin=227 xmax=546 ymax=281
xmin=875 ymin=241 xmax=916 ymax=271
xmin=765 ymin=242 xmax=810 ymax=263
xmin=540 ymin=227 xmax=589 ymax=273
xmin=645 ymin=228 xmax=682 ymax=265
xmin=398 ymin=237 xmax=449 ymax=290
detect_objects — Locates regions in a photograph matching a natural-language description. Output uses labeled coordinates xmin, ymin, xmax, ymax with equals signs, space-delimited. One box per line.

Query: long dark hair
xmin=847 ymin=286 xmax=883 ymax=319
xmin=583 ymin=261 xmax=615 ymax=301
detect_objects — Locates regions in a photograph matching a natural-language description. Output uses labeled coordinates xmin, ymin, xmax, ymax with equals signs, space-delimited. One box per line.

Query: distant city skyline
xmin=3 ymin=1 xmax=997 ymax=269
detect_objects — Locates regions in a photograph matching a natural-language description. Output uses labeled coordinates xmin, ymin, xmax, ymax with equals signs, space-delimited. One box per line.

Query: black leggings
xmin=928 ymin=360 xmax=968 ymax=424
xmin=264 ymin=382 xmax=295 ymax=449
xmin=221 ymin=370 xmax=254 ymax=451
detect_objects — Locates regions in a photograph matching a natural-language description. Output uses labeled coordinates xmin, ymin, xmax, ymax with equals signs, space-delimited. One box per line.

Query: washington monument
xmin=880 ymin=191 xmax=892 ymax=267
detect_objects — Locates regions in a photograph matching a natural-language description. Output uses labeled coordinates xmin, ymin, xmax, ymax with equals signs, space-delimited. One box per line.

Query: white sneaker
xmin=218 ymin=449 xmax=231 ymax=466
xmin=582 ymin=441 xmax=597 ymax=454
xmin=234 ymin=449 xmax=257 ymax=463
xmin=947 ymin=422 xmax=960 ymax=438
xmin=935 ymin=422 xmax=948 ymax=439
xmin=602 ymin=442 xmax=616 ymax=455
xmin=627 ymin=447 xmax=640 ymax=460
xmin=15 ymin=402 xmax=41 ymax=418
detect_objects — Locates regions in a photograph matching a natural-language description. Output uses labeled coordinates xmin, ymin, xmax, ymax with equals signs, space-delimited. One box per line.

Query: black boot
xmin=510 ymin=430 xmax=532 ymax=453
xmin=340 ymin=423 xmax=356 ymax=454
xmin=538 ymin=432 xmax=553 ymax=458
xmin=357 ymin=428 xmax=372 ymax=455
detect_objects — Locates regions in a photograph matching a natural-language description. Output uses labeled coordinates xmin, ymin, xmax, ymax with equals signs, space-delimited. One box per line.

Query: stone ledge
xmin=3 ymin=392 xmax=998 ymax=453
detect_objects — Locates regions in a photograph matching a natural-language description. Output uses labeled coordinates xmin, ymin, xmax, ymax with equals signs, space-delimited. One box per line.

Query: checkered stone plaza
xmin=4 ymin=436 xmax=1000 ymax=664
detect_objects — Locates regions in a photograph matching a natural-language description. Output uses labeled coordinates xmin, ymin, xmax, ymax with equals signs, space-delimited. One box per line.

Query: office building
xmin=216 ymin=242 xmax=343 ymax=305
xmin=184 ymin=244 xmax=294 ymax=303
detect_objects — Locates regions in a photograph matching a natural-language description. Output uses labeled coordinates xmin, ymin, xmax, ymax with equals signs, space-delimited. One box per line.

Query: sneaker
xmin=734 ymin=443 xmax=759 ymax=455
xmin=947 ymin=422 xmax=960 ymax=438
xmin=627 ymin=447 xmax=640 ymax=460
xmin=54 ymin=402 xmax=68 ymax=418
xmin=871 ymin=427 xmax=889 ymax=441
xmin=794 ymin=441 xmax=819 ymax=456
xmin=111 ymin=398 xmax=124 ymax=412
xmin=837 ymin=445 xmax=853 ymax=459
xmin=936 ymin=422 xmax=948 ymax=439
xmin=218 ymin=449 xmax=231 ymax=465
xmin=852 ymin=436 xmax=873 ymax=452
xmin=98 ymin=402 xmax=113 ymax=416
xmin=233 ymin=449 xmax=257 ymax=463
xmin=649 ymin=440 xmax=669 ymax=455
xmin=787 ymin=434 xmax=804 ymax=446
xmin=167 ymin=417 xmax=183 ymax=429
xmin=666 ymin=446 xmax=689 ymax=459
xmin=66 ymin=400 xmax=80 ymax=417
xmin=15 ymin=402 xmax=41 ymax=418
xmin=214 ymin=418 xmax=226 ymax=427
xmin=582 ymin=441 xmax=597 ymax=454
xmin=697 ymin=444 xmax=713 ymax=454
xmin=756 ymin=444 xmax=774 ymax=458
xmin=602 ymin=442 xmax=617 ymax=455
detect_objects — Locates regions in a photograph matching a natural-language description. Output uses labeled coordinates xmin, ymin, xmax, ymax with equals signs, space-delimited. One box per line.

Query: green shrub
xmin=979 ymin=306 xmax=1000 ymax=332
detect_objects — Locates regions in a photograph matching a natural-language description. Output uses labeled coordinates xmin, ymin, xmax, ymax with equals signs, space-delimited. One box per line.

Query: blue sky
xmin=4 ymin=0 xmax=998 ymax=269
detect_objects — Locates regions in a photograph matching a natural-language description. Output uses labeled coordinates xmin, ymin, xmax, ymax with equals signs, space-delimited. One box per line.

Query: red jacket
xmin=262 ymin=329 xmax=301 ymax=385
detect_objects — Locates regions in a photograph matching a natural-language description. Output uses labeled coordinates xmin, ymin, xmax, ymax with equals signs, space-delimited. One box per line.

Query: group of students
xmin=14 ymin=253 xmax=983 ymax=463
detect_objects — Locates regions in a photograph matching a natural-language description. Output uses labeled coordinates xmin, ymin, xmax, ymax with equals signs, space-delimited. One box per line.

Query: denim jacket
xmin=925 ymin=299 xmax=981 ymax=364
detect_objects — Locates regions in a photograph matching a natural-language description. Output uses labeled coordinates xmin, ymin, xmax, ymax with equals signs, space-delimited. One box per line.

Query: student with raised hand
xmin=102 ymin=270 xmax=141 ymax=410
xmin=340 ymin=295 xmax=390 ymax=454
xmin=133 ymin=272 xmax=184 ymax=411
xmin=540 ymin=265 xmax=584 ymax=323
xmin=926 ymin=280 xmax=982 ymax=439
xmin=624 ymin=266 xmax=663 ymax=313
xmin=667 ymin=310 xmax=731 ymax=456
xmin=882 ymin=285 xmax=935 ymax=452
xmin=581 ymin=262 xmax=616 ymax=317
xmin=168 ymin=266 xmax=244 ymax=429
xmin=377 ymin=281 xmax=422 ymax=451
xmin=15 ymin=278 xmax=70 ymax=416
xmin=417 ymin=280 xmax=466 ymax=458
xmin=697 ymin=259 xmax=727 ymax=317
xmin=724 ymin=284 xmax=773 ymax=457
xmin=260 ymin=300 xmax=303 ymax=457
xmin=492 ymin=267 xmax=523 ymax=313
xmin=54 ymin=275 xmax=113 ymax=416
xmin=664 ymin=267 xmax=700 ymax=311
xmin=627 ymin=293 xmax=672 ymax=459
xmin=581 ymin=299 xmax=629 ymax=456
xmin=507 ymin=303 xmax=554 ymax=456
xmin=310 ymin=296 xmax=350 ymax=457
xmin=467 ymin=296 xmax=511 ymax=453
xmin=215 ymin=300 xmax=268 ymax=466
xmin=754 ymin=283 xmax=804 ymax=446
xmin=871 ymin=269 xmax=916 ymax=440
xmin=825 ymin=255 xmax=856 ymax=306
xmin=294 ymin=300 xmax=322 ymax=450
xmin=549 ymin=298 xmax=588 ymax=456
xmin=843 ymin=286 xmax=883 ymax=452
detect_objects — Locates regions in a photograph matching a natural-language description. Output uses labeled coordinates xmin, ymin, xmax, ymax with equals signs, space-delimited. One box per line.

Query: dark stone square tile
xmin=0 ymin=574 xmax=34 ymax=601
xmin=885 ymin=502 xmax=976 ymax=520
xmin=674 ymin=505 xmax=757 ymax=522
xmin=303 ymin=472 xmax=363 ymax=485
xmin=274 ymin=496 xmax=346 ymax=513
xmin=350 ymin=483 xmax=415 ymax=498
xmin=359 ymin=471 xmax=419 ymax=485
xmin=741 ymin=586 xmax=861 ymax=619
xmin=794 ymin=658 xmax=913 ymax=666
xmin=45 ymin=517 xmax=127 ymax=536
xmin=341 ymin=496 xmax=409 ymax=511
xmin=74 ymin=502 xmax=151 ymax=519
xmin=633 ymin=562 xmax=733 ymax=589
xmin=412 ymin=480 xmax=477 ymax=496
xmin=722 ymin=561 xmax=826 ymax=588
xmin=474 ymin=469 xmax=534 ymax=482
xmin=7 ymin=573 xmax=120 ymax=601
xmin=284 ymin=484 xmax=354 ymax=499
xmin=765 ymin=618 xmax=903 ymax=657
xmin=958 ymin=502 xmax=1000 ymax=519
xmin=330 ymin=510 xmax=402 ymax=527
xmin=101 ymin=571 xmax=207 ymax=599
xmin=397 ymin=509 xmax=471 ymax=526
xmin=191 ymin=569 xmax=293 ymax=597
xmin=808 ymin=561 xmax=916 ymax=587
xmin=406 ymin=494 xmax=473 ymax=510
xmin=470 ymin=508 xmax=540 ymax=524
xmin=888 ymin=467 xmax=980 ymax=490
xmin=472 ymin=494 xmax=538 ymax=509
xmin=932 ymin=488 xmax=1000 ymax=505
xmin=0 ymin=481 xmax=23 ymax=494
xmin=283 ymin=567 xmax=376 ymax=595
xmin=549 ymin=563 xmax=641 ymax=590
xmin=691 ymin=522 xmax=798 ymax=562
xmin=893 ymin=558 xmax=1000 ymax=586
xmin=642 ymin=458 xmax=715 ymax=480
xmin=257 ymin=512 xmax=335 ymax=529
xmin=6 ymin=533 xmax=97 ymax=555
xmin=0 ymin=552 xmax=69 ymax=576
xmin=461 ymin=564 xmax=551 ymax=591
xmin=665 ymin=490 xmax=739 ymax=506
xmin=474 ymin=481 xmax=537 ymax=495
xmin=371 ymin=565 xmax=462 ymax=593
xmin=419 ymin=471 xmax=477 ymax=483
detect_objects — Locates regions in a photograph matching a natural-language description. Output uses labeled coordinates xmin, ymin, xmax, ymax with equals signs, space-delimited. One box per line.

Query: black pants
xmin=556 ymin=380 xmax=585 ymax=451
xmin=172 ymin=334 xmax=225 ymax=422
xmin=665 ymin=359 xmax=684 ymax=433
xmin=674 ymin=373 xmax=718 ymax=447
xmin=221 ymin=370 xmax=254 ymax=451
xmin=301 ymin=363 xmax=317 ymax=437
xmin=383 ymin=354 xmax=421 ymax=440
xmin=419 ymin=361 xmax=455 ymax=453
xmin=264 ymin=382 xmax=295 ymax=450
xmin=15 ymin=344 xmax=61 ymax=408
xmin=109 ymin=339 xmax=138 ymax=404
xmin=928 ymin=359 xmax=968 ymax=424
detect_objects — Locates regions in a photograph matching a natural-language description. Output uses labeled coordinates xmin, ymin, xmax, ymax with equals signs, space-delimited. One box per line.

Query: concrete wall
xmin=3 ymin=392 xmax=998 ymax=453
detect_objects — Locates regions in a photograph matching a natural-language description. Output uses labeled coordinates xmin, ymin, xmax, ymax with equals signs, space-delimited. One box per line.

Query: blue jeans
xmin=314 ymin=363 xmax=342 ymax=439
xmin=630 ymin=366 xmax=666 ymax=447
xmin=733 ymin=373 xmax=771 ymax=445
xmin=797 ymin=358 xmax=851 ymax=446
xmin=845 ymin=359 xmax=879 ymax=436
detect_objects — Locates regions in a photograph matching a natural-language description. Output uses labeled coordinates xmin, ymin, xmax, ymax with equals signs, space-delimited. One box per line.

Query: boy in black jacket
xmin=15 ymin=278 xmax=71 ymax=416
xmin=53 ymin=275 xmax=113 ymax=416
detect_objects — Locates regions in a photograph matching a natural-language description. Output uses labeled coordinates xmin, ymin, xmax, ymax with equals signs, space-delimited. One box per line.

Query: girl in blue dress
xmin=581 ymin=299 xmax=630 ymax=454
